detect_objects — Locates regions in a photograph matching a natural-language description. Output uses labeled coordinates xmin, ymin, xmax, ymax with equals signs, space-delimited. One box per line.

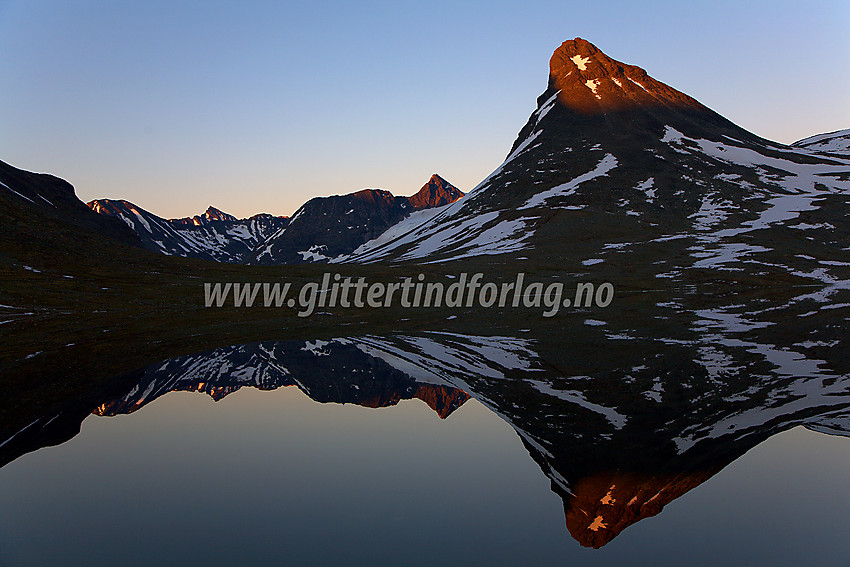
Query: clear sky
xmin=1 ymin=0 xmax=848 ymax=218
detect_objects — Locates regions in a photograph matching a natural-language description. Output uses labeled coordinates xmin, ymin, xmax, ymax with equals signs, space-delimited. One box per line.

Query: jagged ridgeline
xmin=86 ymin=174 xmax=462 ymax=264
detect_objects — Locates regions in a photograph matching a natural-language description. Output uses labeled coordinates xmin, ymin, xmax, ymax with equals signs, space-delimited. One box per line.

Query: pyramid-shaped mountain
xmin=344 ymin=38 xmax=850 ymax=289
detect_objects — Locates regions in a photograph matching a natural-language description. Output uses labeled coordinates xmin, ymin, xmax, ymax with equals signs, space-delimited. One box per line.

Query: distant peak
xmin=204 ymin=206 xmax=236 ymax=222
xmin=87 ymin=198 xmax=139 ymax=216
xmin=408 ymin=174 xmax=464 ymax=210
xmin=422 ymin=173 xmax=458 ymax=192
xmin=248 ymin=212 xmax=290 ymax=221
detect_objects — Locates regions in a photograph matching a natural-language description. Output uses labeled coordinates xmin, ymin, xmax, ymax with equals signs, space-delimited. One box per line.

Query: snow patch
xmin=298 ymin=245 xmax=329 ymax=262
xmin=636 ymin=177 xmax=656 ymax=200
xmin=570 ymin=54 xmax=590 ymax=70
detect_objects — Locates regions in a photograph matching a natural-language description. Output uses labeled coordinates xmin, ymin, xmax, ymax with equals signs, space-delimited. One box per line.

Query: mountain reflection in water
xmin=4 ymin=304 xmax=850 ymax=549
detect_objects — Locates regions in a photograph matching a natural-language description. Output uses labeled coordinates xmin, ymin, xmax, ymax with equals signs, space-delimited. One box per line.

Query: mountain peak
xmin=548 ymin=38 xmax=705 ymax=114
xmin=408 ymin=173 xmax=464 ymax=210
xmin=203 ymin=206 xmax=236 ymax=222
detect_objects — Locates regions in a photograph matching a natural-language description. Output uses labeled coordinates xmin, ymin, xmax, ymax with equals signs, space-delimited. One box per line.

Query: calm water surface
xmin=4 ymin=283 xmax=850 ymax=565
xmin=1 ymin=377 xmax=849 ymax=566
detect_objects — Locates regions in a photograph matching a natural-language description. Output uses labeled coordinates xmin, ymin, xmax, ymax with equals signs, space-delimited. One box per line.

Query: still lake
xmin=1 ymin=330 xmax=849 ymax=566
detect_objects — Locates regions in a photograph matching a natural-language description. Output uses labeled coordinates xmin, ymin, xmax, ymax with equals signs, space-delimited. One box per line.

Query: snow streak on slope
xmin=521 ymin=154 xmax=617 ymax=209
xmin=334 ymin=198 xmax=530 ymax=263
xmin=338 ymin=149 xmax=619 ymax=263
xmin=351 ymin=333 xmax=543 ymax=387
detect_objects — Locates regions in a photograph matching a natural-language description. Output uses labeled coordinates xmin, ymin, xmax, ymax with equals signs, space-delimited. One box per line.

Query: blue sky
xmin=1 ymin=1 xmax=848 ymax=218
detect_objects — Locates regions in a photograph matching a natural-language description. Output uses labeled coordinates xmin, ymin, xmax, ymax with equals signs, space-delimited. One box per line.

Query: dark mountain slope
xmin=342 ymin=40 xmax=849 ymax=306
xmin=0 ymin=160 xmax=142 ymax=250
xmin=249 ymin=174 xmax=462 ymax=264
xmin=88 ymin=199 xmax=289 ymax=263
